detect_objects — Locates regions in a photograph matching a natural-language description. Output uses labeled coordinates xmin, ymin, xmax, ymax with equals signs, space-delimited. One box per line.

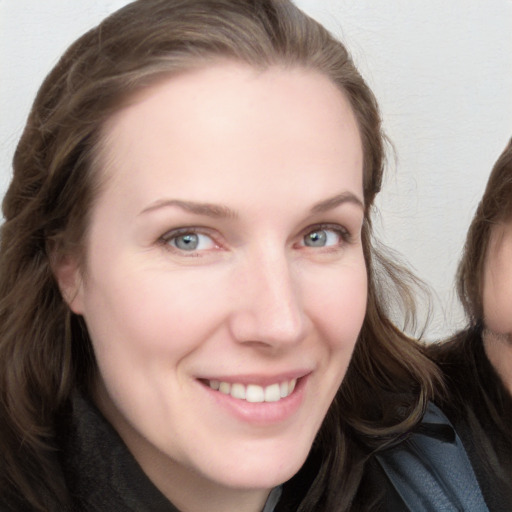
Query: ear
xmin=51 ymin=251 xmax=85 ymax=315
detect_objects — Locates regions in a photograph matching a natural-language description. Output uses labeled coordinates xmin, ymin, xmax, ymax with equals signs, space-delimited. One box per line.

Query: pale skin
xmin=56 ymin=62 xmax=367 ymax=512
xmin=482 ymin=222 xmax=512 ymax=395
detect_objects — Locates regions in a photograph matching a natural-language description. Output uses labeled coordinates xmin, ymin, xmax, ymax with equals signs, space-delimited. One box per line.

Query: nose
xmin=228 ymin=247 xmax=308 ymax=349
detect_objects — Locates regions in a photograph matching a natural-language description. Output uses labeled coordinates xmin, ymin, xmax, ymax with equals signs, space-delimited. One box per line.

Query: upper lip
xmin=197 ymin=370 xmax=311 ymax=387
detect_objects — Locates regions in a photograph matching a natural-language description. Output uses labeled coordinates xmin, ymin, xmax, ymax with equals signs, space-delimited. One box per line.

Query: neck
xmin=482 ymin=328 xmax=512 ymax=396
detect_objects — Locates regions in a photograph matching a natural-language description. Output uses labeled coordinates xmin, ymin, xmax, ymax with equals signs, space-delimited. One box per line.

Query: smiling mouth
xmin=204 ymin=378 xmax=297 ymax=403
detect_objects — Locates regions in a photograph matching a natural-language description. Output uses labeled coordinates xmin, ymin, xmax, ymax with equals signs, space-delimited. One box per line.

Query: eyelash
xmin=158 ymin=223 xmax=353 ymax=256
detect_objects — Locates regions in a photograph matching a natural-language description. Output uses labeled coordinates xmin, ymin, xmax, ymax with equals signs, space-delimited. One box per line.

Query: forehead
xmin=95 ymin=62 xmax=363 ymax=210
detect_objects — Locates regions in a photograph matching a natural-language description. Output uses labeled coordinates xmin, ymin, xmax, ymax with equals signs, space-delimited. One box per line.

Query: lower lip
xmin=199 ymin=377 xmax=308 ymax=426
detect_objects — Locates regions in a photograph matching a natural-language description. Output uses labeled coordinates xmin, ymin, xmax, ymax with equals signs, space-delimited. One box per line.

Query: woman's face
xmin=61 ymin=62 xmax=367 ymax=502
xmin=483 ymin=222 xmax=512 ymax=335
xmin=482 ymin=222 xmax=512 ymax=392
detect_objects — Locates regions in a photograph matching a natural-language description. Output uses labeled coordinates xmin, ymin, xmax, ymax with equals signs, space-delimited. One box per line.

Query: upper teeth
xmin=208 ymin=379 xmax=297 ymax=403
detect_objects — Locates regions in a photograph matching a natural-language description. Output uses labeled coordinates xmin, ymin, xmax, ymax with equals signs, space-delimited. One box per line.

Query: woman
xmin=429 ymin=139 xmax=512 ymax=511
xmin=0 ymin=1 xmax=439 ymax=510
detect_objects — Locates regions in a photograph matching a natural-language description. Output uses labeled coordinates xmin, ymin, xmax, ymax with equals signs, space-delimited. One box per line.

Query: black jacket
xmin=429 ymin=327 xmax=512 ymax=512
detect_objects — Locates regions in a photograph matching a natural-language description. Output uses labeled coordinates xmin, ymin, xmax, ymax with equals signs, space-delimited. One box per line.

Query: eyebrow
xmin=140 ymin=199 xmax=238 ymax=218
xmin=140 ymin=191 xmax=364 ymax=218
xmin=310 ymin=192 xmax=364 ymax=213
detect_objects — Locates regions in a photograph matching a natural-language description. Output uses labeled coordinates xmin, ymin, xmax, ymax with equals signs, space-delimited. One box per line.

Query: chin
xmin=217 ymin=463 xmax=303 ymax=491
xmin=197 ymin=442 xmax=312 ymax=491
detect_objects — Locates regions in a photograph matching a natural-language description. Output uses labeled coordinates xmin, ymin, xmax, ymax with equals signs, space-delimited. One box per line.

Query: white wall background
xmin=1 ymin=1 xmax=511 ymax=339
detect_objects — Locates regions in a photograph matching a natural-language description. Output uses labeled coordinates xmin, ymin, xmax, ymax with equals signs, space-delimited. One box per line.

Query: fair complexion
xmin=483 ymin=222 xmax=512 ymax=395
xmin=57 ymin=62 xmax=367 ymax=512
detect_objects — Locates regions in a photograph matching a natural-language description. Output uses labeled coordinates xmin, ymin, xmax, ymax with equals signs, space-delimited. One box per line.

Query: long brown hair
xmin=457 ymin=138 xmax=512 ymax=323
xmin=0 ymin=1 xmax=438 ymax=510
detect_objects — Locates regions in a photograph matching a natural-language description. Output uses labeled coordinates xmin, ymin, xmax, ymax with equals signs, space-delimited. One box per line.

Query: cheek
xmin=305 ymin=261 xmax=368 ymax=349
xmin=483 ymin=240 xmax=512 ymax=334
xmin=83 ymin=265 xmax=229 ymax=367
xmin=483 ymin=270 xmax=512 ymax=334
xmin=302 ymin=261 xmax=367 ymax=425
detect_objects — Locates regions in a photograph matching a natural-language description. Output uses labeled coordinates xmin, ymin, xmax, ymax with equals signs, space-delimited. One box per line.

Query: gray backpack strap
xmin=376 ymin=403 xmax=489 ymax=512
xmin=262 ymin=486 xmax=282 ymax=512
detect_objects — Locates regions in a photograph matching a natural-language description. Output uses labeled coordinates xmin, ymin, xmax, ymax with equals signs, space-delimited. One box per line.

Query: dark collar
xmin=61 ymin=392 xmax=183 ymax=512
xmin=413 ymin=401 xmax=456 ymax=443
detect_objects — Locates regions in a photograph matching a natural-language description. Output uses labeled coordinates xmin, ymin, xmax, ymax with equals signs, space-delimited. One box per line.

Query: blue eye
xmin=166 ymin=231 xmax=216 ymax=252
xmin=302 ymin=228 xmax=343 ymax=248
